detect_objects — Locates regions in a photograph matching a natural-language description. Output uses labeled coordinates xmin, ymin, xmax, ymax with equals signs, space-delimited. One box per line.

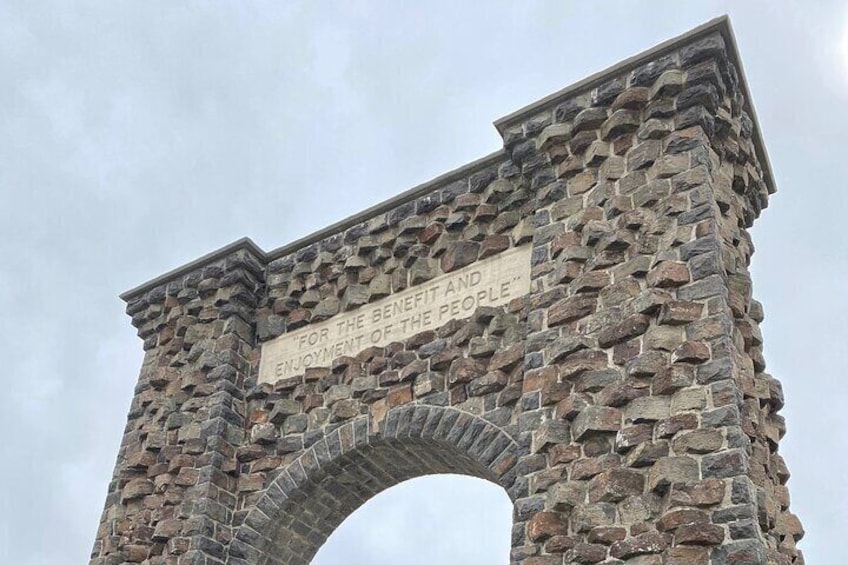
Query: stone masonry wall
xmin=90 ymin=19 xmax=803 ymax=565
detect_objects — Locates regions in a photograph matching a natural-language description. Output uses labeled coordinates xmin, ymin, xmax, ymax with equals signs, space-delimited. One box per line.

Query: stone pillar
xmin=495 ymin=22 xmax=803 ymax=564
xmin=90 ymin=243 xmax=264 ymax=565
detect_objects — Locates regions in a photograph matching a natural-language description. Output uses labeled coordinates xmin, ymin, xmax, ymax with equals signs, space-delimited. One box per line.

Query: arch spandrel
xmin=229 ymin=407 xmax=521 ymax=565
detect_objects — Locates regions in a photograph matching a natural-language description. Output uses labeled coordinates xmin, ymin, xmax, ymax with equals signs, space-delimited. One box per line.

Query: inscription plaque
xmin=258 ymin=245 xmax=532 ymax=384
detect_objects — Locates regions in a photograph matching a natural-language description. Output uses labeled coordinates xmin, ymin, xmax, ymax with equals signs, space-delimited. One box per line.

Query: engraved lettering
xmin=258 ymin=245 xmax=531 ymax=383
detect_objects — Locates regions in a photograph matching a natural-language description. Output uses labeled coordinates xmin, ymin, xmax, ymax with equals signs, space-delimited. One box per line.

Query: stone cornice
xmin=494 ymin=15 xmax=775 ymax=196
xmin=119 ymin=237 xmax=265 ymax=301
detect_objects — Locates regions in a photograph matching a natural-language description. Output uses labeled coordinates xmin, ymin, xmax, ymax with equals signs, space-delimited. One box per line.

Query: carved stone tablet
xmin=258 ymin=245 xmax=531 ymax=384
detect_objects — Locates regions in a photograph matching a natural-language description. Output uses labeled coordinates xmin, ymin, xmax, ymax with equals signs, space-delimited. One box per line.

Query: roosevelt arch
xmin=90 ymin=18 xmax=805 ymax=565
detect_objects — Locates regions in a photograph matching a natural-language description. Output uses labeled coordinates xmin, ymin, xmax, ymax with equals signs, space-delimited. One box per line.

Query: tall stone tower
xmin=90 ymin=17 xmax=804 ymax=565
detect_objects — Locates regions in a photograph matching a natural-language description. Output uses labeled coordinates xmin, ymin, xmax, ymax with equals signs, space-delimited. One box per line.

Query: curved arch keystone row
xmin=228 ymin=405 xmax=521 ymax=564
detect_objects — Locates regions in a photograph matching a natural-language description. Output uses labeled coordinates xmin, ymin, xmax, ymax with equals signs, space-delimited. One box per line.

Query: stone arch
xmin=90 ymin=20 xmax=807 ymax=565
xmin=229 ymin=405 xmax=521 ymax=564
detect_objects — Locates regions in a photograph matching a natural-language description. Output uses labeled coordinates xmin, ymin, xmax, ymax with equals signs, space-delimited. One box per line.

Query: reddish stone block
xmin=672 ymin=340 xmax=710 ymax=363
xmin=573 ymin=270 xmax=611 ymax=293
xmin=528 ymin=511 xmax=569 ymax=542
xmin=647 ymin=261 xmax=691 ymax=288
xmin=549 ymin=443 xmax=582 ymax=465
xmin=549 ymin=295 xmax=598 ymax=327
xmin=588 ymin=525 xmax=627 ymax=544
xmin=675 ymin=522 xmax=725 ymax=545
xmin=572 ymin=454 xmax=621 ymax=481
xmin=448 ymin=357 xmax=487 ymax=384
xmin=544 ymin=534 xmax=579 ymax=553
xmin=524 ymin=367 xmax=558 ymax=393
xmin=652 ymin=365 xmax=694 ymax=395
xmin=541 ymin=381 xmax=572 ymax=406
xmin=489 ymin=342 xmax=525 ymax=371
xmin=479 ymin=234 xmax=511 ymax=259
xmin=657 ymin=508 xmax=709 ymax=531
xmin=386 ymin=385 xmax=412 ymax=408
xmin=555 ymin=393 xmax=592 ymax=421
xmin=418 ymin=222 xmax=445 ymax=244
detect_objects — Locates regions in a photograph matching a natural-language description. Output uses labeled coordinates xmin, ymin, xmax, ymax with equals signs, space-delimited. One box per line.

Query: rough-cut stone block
xmin=121 ymin=478 xmax=154 ymax=502
xmin=489 ymin=342 xmax=525 ymax=371
xmin=566 ymin=542 xmax=608 ymax=563
xmin=672 ymin=429 xmax=724 ymax=454
xmin=709 ymin=539 xmax=767 ymax=564
xmin=665 ymin=546 xmax=710 ymax=564
xmin=624 ymin=396 xmax=670 ymax=423
xmin=573 ymin=406 xmax=622 ymax=439
xmin=614 ymin=423 xmax=653 ymax=451
xmin=548 ymin=295 xmax=597 ymax=327
xmin=598 ymin=314 xmax=650 ymax=347
xmin=555 ymin=393 xmax=592 ymax=421
xmin=528 ymin=511 xmax=569 ymax=541
xmin=269 ymin=399 xmax=301 ymax=424
xmin=559 ymin=349 xmax=609 ymax=380
xmin=532 ymin=420 xmax=571 ymax=453
xmin=702 ymin=449 xmax=749 ymax=479
xmin=601 ymin=109 xmax=640 ymax=139
xmin=440 ymin=241 xmax=480 ymax=272
xmin=468 ymin=371 xmax=507 ymax=396
xmin=625 ymin=440 xmax=670 ymax=468
xmin=647 ymin=261 xmax=690 ymax=287
xmin=669 ymin=478 xmax=725 ymax=507
xmin=675 ymin=522 xmax=725 ymax=546
xmin=610 ymin=531 xmax=669 ymax=559
xmin=657 ymin=508 xmax=709 ymax=532
xmin=588 ymin=468 xmax=645 ymax=502
xmin=647 ymin=456 xmax=699 ymax=492
xmin=652 ymin=365 xmax=694 ymax=395
xmin=448 ymin=357 xmax=487 ymax=385
xmin=548 ymin=481 xmax=586 ymax=512
xmin=571 ymin=502 xmax=617 ymax=533
xmin=546 ymin=336 xmax=590 ymax=363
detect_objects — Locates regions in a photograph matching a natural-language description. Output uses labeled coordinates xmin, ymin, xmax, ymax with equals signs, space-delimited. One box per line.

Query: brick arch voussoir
xmin=229 ymin=405 xmax=521 ymax=564
xmin=373 ymin=404 xmax=521 ymax=489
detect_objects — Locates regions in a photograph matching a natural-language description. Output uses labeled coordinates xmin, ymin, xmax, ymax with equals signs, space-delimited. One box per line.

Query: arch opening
xmin=231 ymin=408 xmax=520 ymax=565
xmin=312 ymin=473 xmax=512 ymax=564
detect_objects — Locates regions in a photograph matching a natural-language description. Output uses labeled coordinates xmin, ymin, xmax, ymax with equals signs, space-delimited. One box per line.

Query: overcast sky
xmin=1 ymin=2 xmax=845 ymax=564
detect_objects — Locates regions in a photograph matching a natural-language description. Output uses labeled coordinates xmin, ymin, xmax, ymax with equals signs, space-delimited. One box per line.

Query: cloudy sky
xmin=1 ymin=1 xmax=846 ymax=563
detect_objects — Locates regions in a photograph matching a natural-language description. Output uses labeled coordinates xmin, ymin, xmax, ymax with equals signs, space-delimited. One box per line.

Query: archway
xmin=229 ymin=406 xmax=521 ymax=565
xmin=312 ymin=474 xmax=512 ymax=564
xmin=91 ymin=21 xmax=805 ymax=565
